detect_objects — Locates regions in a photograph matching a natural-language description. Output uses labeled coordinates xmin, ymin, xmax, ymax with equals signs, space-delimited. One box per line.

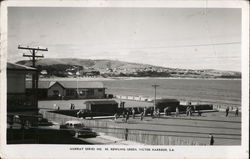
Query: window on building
xmin=98 ymin=89 xmax=103 ymax=92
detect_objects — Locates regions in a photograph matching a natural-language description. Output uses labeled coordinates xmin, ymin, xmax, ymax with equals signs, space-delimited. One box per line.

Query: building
xmin=154 ymin=98 xmax=180 ymax=112
xmin=84 ymin=100 xmax=118 ymax=115
xmin=7 ymin=63 xmax=38 ymax=115
xmin=26 ymin=81 xmax=106 ymax=99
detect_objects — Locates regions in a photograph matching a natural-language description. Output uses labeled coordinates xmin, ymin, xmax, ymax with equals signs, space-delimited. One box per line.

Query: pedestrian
xmin=125 ymin=112 xmax=130 ymax=123
xmin=186 ymin=106 xmax=189 ymax=116
xmin=122 ymin=111 xmax=126 ymax=118
xmin=53 ymin=104 xmax=57 ymax=110
xmin=226 ymin=106 xmax=229 ymax=117
xmin=197 ymin=109 xmax=202 ymax=116
xmin=150 ymin=108 xmax=154 ymax=118
xmin=175 ymin=107 xmax=179 ymax=117
xmin=76 ymin=110 xmax=81 ymax=118
xmin=140 ymin=112 xmax=144 ymax=121
xmin=157 ymin=108 xmax=160 ymax=117
xmin=164 ymin=107 xmax=167 ymax=116
xmin=70 ymin=103 xmax=73 ymax=110
xmin=235 ymin=107 xmax=239 ymax=116
xmin=188 ymin=107 xmax=192 ymax=116
xmin=114 ymin=113 xmax=118 ymax=120
xmin=57 ymin=106 xmax=60 ymax=110
xmin=132 ymin=108 xmax=135 ymax=119
xmin=166 ymin=106 xmax=170 ymax=115
xmin=143 ymin=107 xmax=147 ymax=117
xmin=137 ymin=107 xmax=141 ymax=114
xmin=209 ymin=134 xmax=214 ymax=145
xmin=125 ymin=128 xmax=129 ymax=140
xmin=153 ymin=110 xmax=157 ymax=118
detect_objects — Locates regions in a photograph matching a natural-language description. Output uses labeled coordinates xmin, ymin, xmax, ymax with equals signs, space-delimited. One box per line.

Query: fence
xmin=40 ymin=109 xmax=202 ymax=145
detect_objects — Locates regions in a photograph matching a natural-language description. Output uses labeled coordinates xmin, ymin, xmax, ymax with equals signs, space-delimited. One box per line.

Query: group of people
xmin=225 ymin=106 xmax=239 ymax=117
xmin=114 ymin=106 xmax=170 ymax=122
xmin=70 ymin=103 xmax=75 ymax=110
xmin=186 ymin=105 xmax=193 ymax=117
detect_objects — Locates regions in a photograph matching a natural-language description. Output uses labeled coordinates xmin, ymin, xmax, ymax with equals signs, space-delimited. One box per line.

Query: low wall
xmin=40 ymin=109 xmax=202 ymax=145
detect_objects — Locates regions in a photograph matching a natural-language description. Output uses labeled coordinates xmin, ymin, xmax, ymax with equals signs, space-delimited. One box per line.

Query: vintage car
xmin=60 ymin=120 xmax=97 ymax=138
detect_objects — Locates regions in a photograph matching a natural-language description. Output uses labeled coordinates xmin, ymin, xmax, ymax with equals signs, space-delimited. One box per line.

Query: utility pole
xmin=18 ymin=45 xmax=48 ymax=88
xmin=152 ymin=84 xmax=159 ymax=110
xmin=18 ymin=45 xmax=48 ymax=143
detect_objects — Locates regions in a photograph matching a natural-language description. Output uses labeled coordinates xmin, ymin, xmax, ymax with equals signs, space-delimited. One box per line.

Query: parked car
xmin=60 ymin=120 xmax=97 ymax=138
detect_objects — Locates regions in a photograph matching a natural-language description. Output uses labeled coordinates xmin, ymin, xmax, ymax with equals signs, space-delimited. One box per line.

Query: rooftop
xmin=58 ymin=81 xmax=104 ymax=89
xmin=7 ymin=62 xmax=36 ymax=71
xmin=84 ymin=100 xmax=118 ymax=105
xmin=26 ymin=80 xmax=104 ymax=89
xmin=154 ymin=98 xmax=180 ymax=103
xmin=26 ymin=80 xmax=55 ymax=89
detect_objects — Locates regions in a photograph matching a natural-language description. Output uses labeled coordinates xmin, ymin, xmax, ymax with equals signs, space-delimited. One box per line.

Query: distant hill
xmin=16 ymin=58 xmax=241 ymax=79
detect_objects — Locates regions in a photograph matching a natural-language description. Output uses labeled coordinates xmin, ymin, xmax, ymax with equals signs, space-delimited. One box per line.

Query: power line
xmin=75 ymin=41 xmax=241 ymax=52
xmin=115 ymin=42 xmax=241 ymax=50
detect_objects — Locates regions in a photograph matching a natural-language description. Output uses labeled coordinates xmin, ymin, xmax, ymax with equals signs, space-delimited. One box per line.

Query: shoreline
xmin=40 ymin=76 xmax=241 ymax=81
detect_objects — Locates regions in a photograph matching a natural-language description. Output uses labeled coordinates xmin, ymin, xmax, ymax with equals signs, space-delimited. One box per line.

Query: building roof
xmin=84 ymin=100 xmax=118 ymax=105
xmin=154 ymin=98 xmax=180 ymax=103
xmin=7 ymin=62 xmax=36 ymax=71
xmin=58 ymin=81 xmax=104 ymax=89
xmin=26 ymin=80 xmax=55 ymax=89
xmin=26 ymin=80 xmax=104 ymax=89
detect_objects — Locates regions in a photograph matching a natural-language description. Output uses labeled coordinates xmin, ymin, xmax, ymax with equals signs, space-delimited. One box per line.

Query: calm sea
xmin=103 ymin=78 xmax=241 ymax=106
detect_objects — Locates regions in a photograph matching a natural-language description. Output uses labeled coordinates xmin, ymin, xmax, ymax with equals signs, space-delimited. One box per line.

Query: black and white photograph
xmin=0 ymin=0 xmax=249 ymax=159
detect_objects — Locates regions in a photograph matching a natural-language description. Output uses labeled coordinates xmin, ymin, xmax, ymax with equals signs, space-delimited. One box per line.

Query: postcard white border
xmin=0 ymin=1 xmax=249 ymax=159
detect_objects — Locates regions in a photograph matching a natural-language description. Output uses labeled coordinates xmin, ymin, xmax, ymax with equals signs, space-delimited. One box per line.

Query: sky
xmin=7 ymin=7 xmax=241 ymax=71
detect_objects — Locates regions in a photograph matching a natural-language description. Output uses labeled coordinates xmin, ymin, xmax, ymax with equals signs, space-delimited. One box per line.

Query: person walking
xmin=209 ymin=134 xmax=214 ymax=145
xmin=143 ymin=107 xmax=147 ymax=117
xmin=157 ymin=108 xmax=160 ymax=117
xmin=235 ymin=107 xmax=239 ymax=116
xmin=125 ymin=128 xmax=129 ymax=140
xmin=114 ymin=113 xmax=118 ymax=120
xmin=132 ymin=108 xmax=135 ymax=119
xmin=140 ymin=112 xmax=144 ymax=121
xmin=150 ymin=108 xmax=154 ymax=118
xmin=76 ymin=110 xmax=81 ymax=118
xmin=186 ymin=106 xmax=189 ymax=116
xmin=175 ymin=107 xmax=179 ymax=117
xmin=225 ymin=106 xmax=229 ymax=117
xmin=153 ymin=109 xmax=157 ymax=118
xmin=53 ymin=104 xmax=57 ymax=110
xmin=125 ymin=112 xmax=130 ymax=123
xmin=164 ymin=107 xmax=167 ymax=116
xmin=122 ymin=111 xmax=126 ymax=118
xmin=166 ymin=106 xmax=170 ymax=115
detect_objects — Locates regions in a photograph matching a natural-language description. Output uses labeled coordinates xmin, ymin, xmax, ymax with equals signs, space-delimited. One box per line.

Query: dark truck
xmin=60 ymin=120 xmax=97 ymax=138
